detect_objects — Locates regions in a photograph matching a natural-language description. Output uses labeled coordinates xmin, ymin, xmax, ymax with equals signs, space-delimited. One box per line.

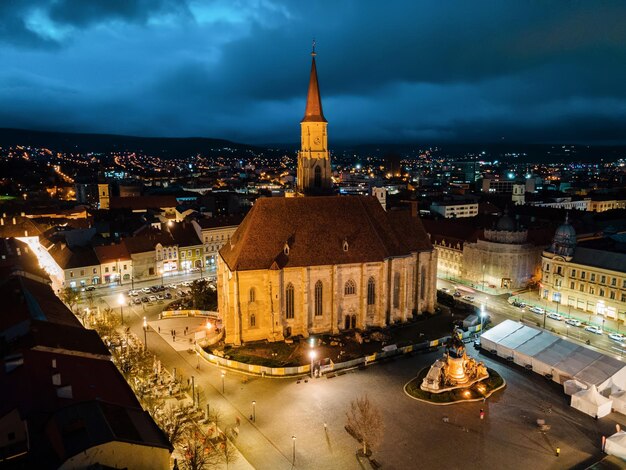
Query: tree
xmin=60 ymin=286 xmax=80 ymax=313
xmin=188 ymin=280 xmax=217 ymax=311
xmin=156 ymin=403 xmax=194 ymax=448
xmin=179 ymin=428 xmax=220 ymax=470
xmin=217 ymin=433 xmax=238 ymax=470
xmin=345 ymin=394 xmax=384 ymax=457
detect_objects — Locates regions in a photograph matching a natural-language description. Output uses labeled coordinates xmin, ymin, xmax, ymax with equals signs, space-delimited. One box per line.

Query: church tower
xmin=297 ymin=44 xmax=332 ymax=195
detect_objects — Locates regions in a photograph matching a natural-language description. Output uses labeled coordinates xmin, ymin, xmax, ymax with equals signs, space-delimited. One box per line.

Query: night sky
xmin=2 ymin=1 xmax=626 ymax=145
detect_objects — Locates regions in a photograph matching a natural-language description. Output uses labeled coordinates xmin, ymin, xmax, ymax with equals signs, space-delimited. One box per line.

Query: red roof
xmin=220 ymin=196 xmax=432 ymax=271
xmin=94 ymin=243 xmax=131 ymax=263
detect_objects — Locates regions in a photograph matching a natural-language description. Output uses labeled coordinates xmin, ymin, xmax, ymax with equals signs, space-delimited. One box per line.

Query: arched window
xmin=314 ymin=280 xmax=323 ymax=316
xmin=250 ymin=313 xmax=256 ymax=327
xmin=393 ymin=272 xmax=401 ymax=308
xmin=420 ymin=266 xmax=427 ymax=300
xmin=249 ymin=287 xmax=256 ymax=303
xmin=314 ymin=166 xmax=322 ymax=188
xmin=285 ymin=283 xmax=295 ymax=319
xmin=367 ymin=277 xmax=376 ymax=305
xmin=344 ymin=279 xmax=356 ymax=296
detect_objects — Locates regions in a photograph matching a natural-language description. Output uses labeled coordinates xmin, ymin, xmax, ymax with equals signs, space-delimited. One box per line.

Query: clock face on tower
xmin=314 ymin=137 xmax=321 ymax=145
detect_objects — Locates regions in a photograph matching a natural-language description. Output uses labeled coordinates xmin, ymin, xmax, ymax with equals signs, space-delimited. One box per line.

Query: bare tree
xmin=217 ymin=433 xmax=238 ymax=470
xmin=179 ymin=428 xmax=220 ymax=470
xmin=345 ymin=394 xmax=384 ymax=457
xmin=156 ymin=403 xmax=195 ymax=448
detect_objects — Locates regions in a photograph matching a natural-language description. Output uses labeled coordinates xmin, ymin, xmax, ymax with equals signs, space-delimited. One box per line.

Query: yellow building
xmin=541 ymin=216 xmax=626 ymax=322
xmin=217 ymin=49 xmax=437 ymax=345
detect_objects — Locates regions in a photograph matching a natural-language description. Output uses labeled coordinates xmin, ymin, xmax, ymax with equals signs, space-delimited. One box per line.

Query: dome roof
xmin=550 ymin=213 xmax=577 ymax=257
xmin=496 ymin=212 xmax=515 ymax=231
xmin=554 ymin=222 xmax=576 ymax=241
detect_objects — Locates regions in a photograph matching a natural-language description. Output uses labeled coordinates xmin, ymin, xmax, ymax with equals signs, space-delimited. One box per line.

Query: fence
xmin=194 ymin=324 xmax=483 ymax=378
xmin=161 ymin=310 xmax=220 ymax=319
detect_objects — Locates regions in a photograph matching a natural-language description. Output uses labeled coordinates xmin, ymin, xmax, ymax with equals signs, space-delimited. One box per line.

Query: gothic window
xmin=393 ymin=273 xmax=400 ymax=308
xmin=285 ymin=283 xmax=295 ymax=319
xmin=249 ymin=287 xmax=256 ymax=303
xmin=314 ymin=280 xmax=323 ymax=316
xmin=367 ymin=277 xmax=376 ymax=305
xmin=420 ymin=266 xmax=427 ymax=300
xmin=250 ymin=313 xmax=256 ymax=327
xmin=314 ymin=166 xmax=322 ymax=188
xmin=344 ymin=279 xmax=356 ymax=296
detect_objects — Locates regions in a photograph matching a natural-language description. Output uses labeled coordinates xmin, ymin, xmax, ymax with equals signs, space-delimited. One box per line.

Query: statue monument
xmin=421 ymin=329 xmax=489 ymax=393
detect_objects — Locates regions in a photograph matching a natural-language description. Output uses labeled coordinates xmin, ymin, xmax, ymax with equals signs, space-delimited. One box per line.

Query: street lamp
xmin=252 ymin=400 xmax=256 ymax=422
xmin=159 ymin=269 xmax=164 ymax=286
xmin=191 ymin=375 xmax=195 ymax=407
xmin=292 ymin=436 xmax=296 ymax=466
xmin=221 ymin=371 xmax=226 ymax=394
xmin=196 ymin=350 xmax=200 ymax=369
xmin=143 ymin=316 xmax=148 ymax=350
xmin=309 ymin=350 xmax=317 ymax=379
xmin=118 ymin=294 xmax=125 ymax=324
xmin=480 ymin=304 xmax=486 ymax=335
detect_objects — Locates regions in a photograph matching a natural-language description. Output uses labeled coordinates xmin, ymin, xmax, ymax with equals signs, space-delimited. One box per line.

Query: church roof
xmin=301 ymin=53 xmax=327 ymax=123
xmin=219 ymin=196 xmax=432 ymax=271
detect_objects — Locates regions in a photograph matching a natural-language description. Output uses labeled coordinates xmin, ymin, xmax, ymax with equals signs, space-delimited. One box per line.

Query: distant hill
xmin=0 ymin=128 xmax=259 ymax=157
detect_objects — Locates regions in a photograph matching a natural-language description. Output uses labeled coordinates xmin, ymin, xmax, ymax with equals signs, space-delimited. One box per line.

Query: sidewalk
xmin=127 ymin=316 xmax=294 ymax=470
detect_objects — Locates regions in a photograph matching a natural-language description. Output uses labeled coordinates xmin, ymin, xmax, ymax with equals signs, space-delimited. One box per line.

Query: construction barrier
xmin=161 ymin=310 xmax=219 ymax=319
xmin=195 ymin=324 xmax=483 ymax=378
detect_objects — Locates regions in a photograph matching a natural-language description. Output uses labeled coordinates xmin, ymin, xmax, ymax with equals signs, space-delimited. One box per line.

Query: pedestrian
xmin=236 ymin=416 xmax=240 ymax=426
xmin=556 ymin=447 xmax=560 ymax=457
xmin=158 ymin=326 xmax=161 ymax=333
xmin=480 ymin=409 xmax=485 ymax=420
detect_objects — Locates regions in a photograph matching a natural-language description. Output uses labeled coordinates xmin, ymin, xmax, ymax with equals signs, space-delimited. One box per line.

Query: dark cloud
xmin=1 ymin=0 xmax=626 ymax=144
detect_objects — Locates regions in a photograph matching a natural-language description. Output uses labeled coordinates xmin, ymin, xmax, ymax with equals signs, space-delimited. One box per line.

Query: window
xmin=610 ymin=291 xmax=616 ymax=300
xmin=181 ymin=252 xmax=185 ymax=258
xmin=622 ymin=294 xmax=626 ymax=303
xmin=545 ymin=263 xmax=550 ymax=272
xmin=314 ymin=280 xmax=323 ymax=316
xmin=249 ymin=287 xmax=256 ymax=303
xmin=571 ymin=269 xmax=576 ymax=277
xmin=393 ymin=272 xmax=401 ymax=308
xmin=188 ymin=250 xmax=192 ymax=257
xmin=579 ymin=284 xmax=585 ymax=292
xmin=80 ymin=270 xmax=85 ymax=276
xmin=69 ymin=271 xmax=74 ymax=278
xmin=590 ymin=287 xmax=595 ymax=295
xmin=112 ymin=266 xmax=116 ymax=272
xmin=285 ymin=283 xmax=294 ymax=319
xmin=344 ymin=279 xmax=356 ymax=296
xmin=601 ymin=275 xmax=606 ymax=284
xmin=196 ymin=249 xmax=200 ymax=256
xmin=250 ymin=313 xmax=256 ymax=327
xmin=123 ymin=264 xmax=127 ymax=270
xmin=599 ymin=288 xmax=604 ymax=297
xmin=611 ymin=278 xmax=616 ymax=286
xmin=623 ymin=279 xmax=626 ymax=289
xmin=570 ymin=281 xmax=575 ymax=289
xmin=93 ymin=268 xmax=97 ymax=274
xmin=367 ymin=277 xmax=376 ymax=305
xmin=105 ymin=267 xmax=109 ymax=273
xmin=590 ymin=273 xmax=595 ymax=282
xmin=556 ymin=266 xmax=562 ymax=275
xmin=581 ymin=271 xmax=586 ymax=280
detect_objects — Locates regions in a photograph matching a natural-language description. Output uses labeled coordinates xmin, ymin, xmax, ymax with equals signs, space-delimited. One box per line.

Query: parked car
xmin=84 ymin=285 xmax=96 ymax=292
xmin=529 ymin=306 xmax=545 ymax=315
xmin=462 ymin=296 xmax=475 ymax=302
xmin=453 ymin=291 xmax=462 ymax=297
xmin=546 ymin=313 xmax=563 ymax=321
xmin=141 ymin=296 xmax=149 ymax=303
xmin=157 ymin=285 xmax=166 ymax=291
xmin=164 ymin=292 xmax=172 ymax=299
xmin=148 ymin=295 xmax=157 ymax=302
xmin=133 ymin=298 xmax=142 ymax=305
xmin=585 ymin=325 xmax=603 ymax=335
xmin=565 ymin=318 xmax=582 ymax=327
xmin=177 ymin=290 xmax=186 ymax=297
xmin=440 ymin=287 xmax=450 ymax=293
xmin=608 ymin=333 xmax=626 ymax=343
xmin=157 ymin=293 xmax=165 ymax=300
xmin=150 ymin=286 xmax=159 ymax=293
xmin=512 ymin=300 xmax=526 ymax=308
xmin=141 ymin=287 xmax=151 ymax=294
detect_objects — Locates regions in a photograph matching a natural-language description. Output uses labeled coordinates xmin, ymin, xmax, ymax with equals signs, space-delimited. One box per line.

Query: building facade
xmin=541 ymin=217 xmax=626 ymax=322
xmin=430 ymin=201 xmax=478 ymax=218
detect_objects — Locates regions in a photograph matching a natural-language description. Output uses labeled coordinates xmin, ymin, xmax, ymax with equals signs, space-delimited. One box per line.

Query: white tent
xmin=610 ymin=391 xmax=626 ymax=415
xmin=513 ymin=332 xmax=559 ymax=368
xmin=571 ymin=385 xmax=613 ymax=418
xmin=605 ymin=430 xmax=626 ymax=460
xmin=496 ymin=326 xmax=541 ymax=359
xmin=564 ymin=379 xmax=587 ymax=396
xmin=480 ymin=321 xmax=523 ymax=353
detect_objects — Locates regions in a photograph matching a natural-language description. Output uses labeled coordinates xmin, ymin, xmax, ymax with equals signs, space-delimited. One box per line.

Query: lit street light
xmin=252 ymin=400 xmax=256 ymax=422
xmin=196 ymin=350 xmax=200 ymax=369
xmin=292 ymin=436 xmax=296 ymax=466
xmin=118 ymin=294 xmax=125 ymax=324
xmin=309 ymin=349 xmax=317 ymax=379
xmin=143 ymin=316 xmax=148 ymax=350
xmin=221 ymin=370 xmax=226 ymax=394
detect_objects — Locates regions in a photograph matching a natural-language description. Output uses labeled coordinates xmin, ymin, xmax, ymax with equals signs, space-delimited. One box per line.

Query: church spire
xmin=302 ymin=40 xmax=326 ymax=123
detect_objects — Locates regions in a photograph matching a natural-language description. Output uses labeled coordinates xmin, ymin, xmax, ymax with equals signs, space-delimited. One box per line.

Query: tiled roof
xmin=93 ymin=243 xmax=131 ymax=263
xmin=49 ymin=243 xmax=99 ymax=269
xmin=123 ymin=228 xmax=173 ymax=254
xmin=0 ymin=238 xmax=49 ymax=282
xmin=220 ymin=196 xmax=432 ymax=271
xmin=166 ymin=222 xmax=202 ymax=247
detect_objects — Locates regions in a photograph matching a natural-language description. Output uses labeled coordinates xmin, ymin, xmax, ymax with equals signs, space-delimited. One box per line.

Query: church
xmin=217 ymin=48 xmax=437 ymax=345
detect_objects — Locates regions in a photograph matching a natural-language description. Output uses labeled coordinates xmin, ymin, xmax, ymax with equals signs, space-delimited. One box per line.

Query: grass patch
xmin=405 ymin=367 xmax=504 ymax=404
